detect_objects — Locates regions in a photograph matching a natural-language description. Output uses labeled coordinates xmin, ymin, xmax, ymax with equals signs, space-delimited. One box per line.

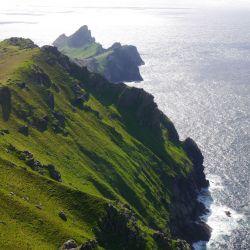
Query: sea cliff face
xmin=0 ymin=38 xmax=209 ymax=250
xmin=170 ymin=138 xmax=211 ymax=244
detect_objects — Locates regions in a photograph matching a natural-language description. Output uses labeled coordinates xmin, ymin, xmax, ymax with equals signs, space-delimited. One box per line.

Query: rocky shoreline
xmin=170 ymin=138 xmax=211 ymax=246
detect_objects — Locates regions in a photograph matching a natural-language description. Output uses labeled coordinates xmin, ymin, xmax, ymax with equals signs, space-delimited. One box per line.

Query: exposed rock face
xmin=27 ymin=65 xmax=52 ymax=88
xmin=54 ymin=25 xmax=95 ymax=48
xmin=79 ymin=240 xmax=98 ymax=250
xmin=5 ymin=37 xmax=38 ymax=49
xmin=169 ymin=138 xmax=210 ymax=244
xmin=95 ymin=203 xmax=146 ymax=250
xmin=0 ymin=86 xmax=11 ymax=121
xmin=117 ymin=85 xmax=179 ymax=141
xmin=153 ymin=231 xmax=192 ymax=250
xmin=102 ymin=45 xmax=144 ymax=83
xmin=41 ymin=45 xmax=90 ymax=78
xmin=60 ymin=239 xmax=98 ymax=250
xmin=7 ymin=145 xmax=62 ymax=182
xmin=44 ymin=164 xmax=62 ymax=182
xmin=53 ymin=25 xmax=144 ymax=83
xmin=43 ymin=90 xmax=54 ymax=110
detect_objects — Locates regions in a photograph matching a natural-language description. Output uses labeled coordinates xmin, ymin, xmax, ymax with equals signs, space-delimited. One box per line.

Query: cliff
xmin=53 ymin=25 xmax=144 ymax=83
xmin=0 ymin=38 xmax=209 ymax=249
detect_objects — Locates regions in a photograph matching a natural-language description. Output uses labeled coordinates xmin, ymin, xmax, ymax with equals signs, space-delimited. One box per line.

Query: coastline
xmin=169 ymin=138 xmax=211 ymax=247
xmin=193 ymin=174 xmax=246 ymax=250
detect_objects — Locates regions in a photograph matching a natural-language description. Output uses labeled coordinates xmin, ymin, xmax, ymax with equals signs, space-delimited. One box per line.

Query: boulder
xmin=28 ymin=65 xmax=52 ymax=88
xmin=60 ymin=239 xmax=78 ymax=250
xmin=79 ymin=240 xmax=98 ymax=250
xmin=26 ymin=158 xmax=42 ymax=171
xmin=53 ymin=26 xmax=144 ymax=83
xmin=44 ymin=164 xmax=62 ymax=182
xmin=18 ymin=126 xmax=29 ymax=136
xmin=32 ymin=116 xmax=48 ymax=132
xmin=183 ymin=138 xmax=204 ymax=166
xmin=153 ymin=231 xmax=191 ymax=250
xmin=59 ymin=211 xmax=67 ymax=221
xmin=19 ymin=150 xmax=33 ymax=160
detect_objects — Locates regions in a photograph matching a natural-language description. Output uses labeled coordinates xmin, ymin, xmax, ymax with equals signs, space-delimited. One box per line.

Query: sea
xmin=0 ymin=1 xmax=249 ymax=249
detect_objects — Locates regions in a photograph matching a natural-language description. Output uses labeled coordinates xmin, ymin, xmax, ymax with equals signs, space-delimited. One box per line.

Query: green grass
xmin=55 ymin=39 xmax=114 ymax=75
xmin=0 ymin=39 xmax=193 ymax=249
xmin=60 ymin=43 xmax=102 ymax=59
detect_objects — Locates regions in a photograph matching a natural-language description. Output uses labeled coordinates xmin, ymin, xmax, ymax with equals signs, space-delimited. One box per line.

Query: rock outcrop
xmin=60 ymin=239 xmax=98 ymax=250
xmin=5 ymin=37 xmax=38 ymax=49
xmin=0 ymin=86 xmax=11 ymax=121
xmin=7 ymin=145 xmax=62 ymax=182
xmin=95 ymin=203 xmax=146 ymax=250
xmin=153 ymin=231 xmax=192 ymax=250
xmin=60 ymin=239 xmax=78 ymax=250
xmin=169 ymin=138 xmax=211 ymax=244
xmin=54 ymin=25 xmax=95 ymax=48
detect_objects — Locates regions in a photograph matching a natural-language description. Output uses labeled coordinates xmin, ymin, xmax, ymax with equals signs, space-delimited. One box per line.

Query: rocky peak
xmin=110 ymin=42 xmax=122 ymax=50
xmin=67 ymin=25 xmax=95 ymax=48
xmin=53 ymin=34 xmax=67 ymax=47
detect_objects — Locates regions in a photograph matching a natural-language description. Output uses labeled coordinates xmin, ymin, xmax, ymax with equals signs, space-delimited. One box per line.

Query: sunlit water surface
xmin=0 ymin=2 xmax=249 ymax=249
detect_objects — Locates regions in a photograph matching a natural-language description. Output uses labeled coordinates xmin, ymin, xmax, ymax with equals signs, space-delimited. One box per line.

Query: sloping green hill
xmin=0 ymin=38 xmax=208 ymax=250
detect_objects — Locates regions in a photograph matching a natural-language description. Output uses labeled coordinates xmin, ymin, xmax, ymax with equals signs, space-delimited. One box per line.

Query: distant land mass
xmin=53 ymin=25 xmax=145 ymax=83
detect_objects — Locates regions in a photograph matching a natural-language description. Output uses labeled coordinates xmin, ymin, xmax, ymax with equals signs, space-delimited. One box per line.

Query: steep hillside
xmin=53 ymin=26 xmax=144 ymax=83
xmin=0 ymin=37 xmax=209 ymax=250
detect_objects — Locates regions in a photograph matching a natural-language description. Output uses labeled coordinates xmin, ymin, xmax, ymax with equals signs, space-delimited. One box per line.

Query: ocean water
xmin=0 ymin=1 xmax=249 ymax=249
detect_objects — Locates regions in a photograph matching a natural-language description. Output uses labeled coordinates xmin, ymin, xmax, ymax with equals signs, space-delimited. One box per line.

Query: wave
xmin=193 ymin=174 xmax=245 ymax=250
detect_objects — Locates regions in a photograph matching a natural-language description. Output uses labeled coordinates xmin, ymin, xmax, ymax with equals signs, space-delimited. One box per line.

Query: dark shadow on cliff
xmin=0 ymin=86 xmax=12 ymax=121
xmin=81 ymin=76 xmax=181 ymax=170
xmin=76 ymin=142 xmax=158 ymax=227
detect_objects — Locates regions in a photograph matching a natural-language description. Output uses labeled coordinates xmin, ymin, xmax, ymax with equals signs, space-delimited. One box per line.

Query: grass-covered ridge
xmin=0 ymin=38 xmax=194 ymax=250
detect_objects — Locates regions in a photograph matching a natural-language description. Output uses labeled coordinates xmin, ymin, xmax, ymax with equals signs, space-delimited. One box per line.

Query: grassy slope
xmin=60 ymin=43 xmax=102 ymax=60
xmin=57 ymin=42 xmax=113 ymax=75
xmin=0 ymin=41 xmax=192 ymax=249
